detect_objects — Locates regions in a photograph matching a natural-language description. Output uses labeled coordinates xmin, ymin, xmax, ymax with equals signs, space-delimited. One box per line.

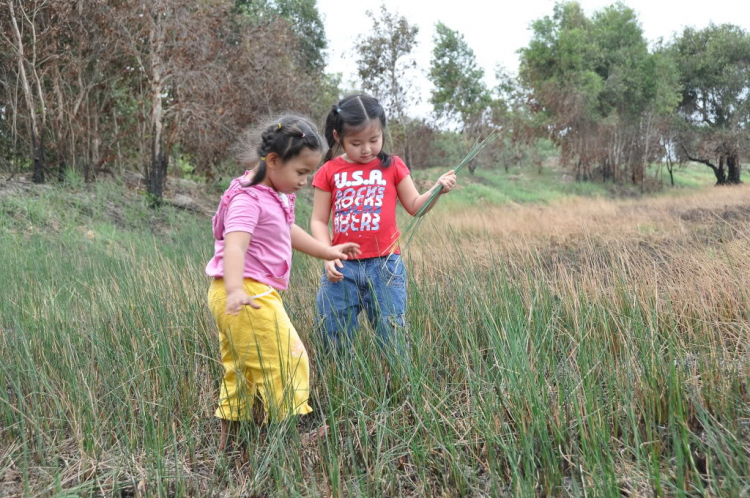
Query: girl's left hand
xmin=434 ymin=170 xmax=457 ymax=194
xmin=327 ymin=242 xmax=361 ymax=261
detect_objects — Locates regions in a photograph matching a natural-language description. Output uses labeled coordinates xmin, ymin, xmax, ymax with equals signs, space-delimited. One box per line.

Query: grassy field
xmin=409 ymin=161 xmax=717 ymax=208
xmin=1 ymin=165 xmax=748 ymax=496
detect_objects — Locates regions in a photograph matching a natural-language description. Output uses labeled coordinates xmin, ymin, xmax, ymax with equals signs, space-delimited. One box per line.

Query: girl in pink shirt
xmin=206 ymin=115 xmax=360 ymax=451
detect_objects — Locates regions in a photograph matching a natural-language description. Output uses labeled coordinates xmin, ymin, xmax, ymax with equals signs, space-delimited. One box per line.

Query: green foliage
xmin=669 ymin=23 xmax=750 ymax=183
xmin=671 ymin=24 xmax=750 ymax=129
xmin=590 ymin=3 xmax=649 ymax=118
xmin=518 ymin=1 xmax=686 ymax=185
xmin=309 ymin=72 xmax=344 ymax=122
xmin=520 ymin=1 xmax=675 ymax=123
xmin=429 ymin=22 xmax=490 ymax=128
xmin=235 ymin=0 xmax=327 ymax=70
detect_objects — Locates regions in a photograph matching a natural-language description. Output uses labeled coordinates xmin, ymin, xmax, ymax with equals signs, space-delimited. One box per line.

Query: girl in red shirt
xmin=311 ymin=94 xmax=457 ymax=357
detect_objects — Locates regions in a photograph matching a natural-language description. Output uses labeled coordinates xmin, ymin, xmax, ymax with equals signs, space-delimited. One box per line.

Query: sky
xmin=316 ymin=0 xmax=750 ymax=116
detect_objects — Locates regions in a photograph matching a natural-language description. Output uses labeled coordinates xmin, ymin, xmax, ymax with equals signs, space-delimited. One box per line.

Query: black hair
xmin=236 ymin=114 xmax=323 ymax=187
xmin=322 ymin=93 xmax=391 ymax=167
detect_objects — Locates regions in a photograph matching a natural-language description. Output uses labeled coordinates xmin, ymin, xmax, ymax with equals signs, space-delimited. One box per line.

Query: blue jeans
xmin=316 ymin=254 xmax=408 ymax=356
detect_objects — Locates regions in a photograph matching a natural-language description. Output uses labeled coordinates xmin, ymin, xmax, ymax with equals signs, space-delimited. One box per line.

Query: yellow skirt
xmin=207 ymin=278 xmax=312 ymax=421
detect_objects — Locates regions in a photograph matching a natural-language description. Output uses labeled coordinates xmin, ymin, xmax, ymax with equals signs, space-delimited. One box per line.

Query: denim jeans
xmin=316 ymin=254 xmax=407 ymax=356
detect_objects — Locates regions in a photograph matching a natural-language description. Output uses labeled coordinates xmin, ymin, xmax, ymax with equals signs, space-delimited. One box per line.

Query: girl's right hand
xmin=325 ymin=259 xmax=345 ymax=282
xmin=225 ymin=289 xmax=261 ymax=315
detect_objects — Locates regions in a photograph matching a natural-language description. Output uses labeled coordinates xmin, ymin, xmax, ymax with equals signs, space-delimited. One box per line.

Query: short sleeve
xmin=392 ymin=156 xmax=411 ymax=185
xmin=312 ymin=162 xmax=332 ymax=192
xmin=224 ymin=192 xmax=260 ymax=236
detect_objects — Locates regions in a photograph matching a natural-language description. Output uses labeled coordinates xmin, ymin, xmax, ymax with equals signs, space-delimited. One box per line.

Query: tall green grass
xmin=1 ymin=182 xmax=748 ymax=496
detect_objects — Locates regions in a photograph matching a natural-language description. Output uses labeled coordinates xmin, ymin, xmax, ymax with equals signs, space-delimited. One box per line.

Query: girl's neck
xmin=341 ymin=154 xmax=375 ymax=165
xmin=252 ymin=165 xmax=279 ymax=192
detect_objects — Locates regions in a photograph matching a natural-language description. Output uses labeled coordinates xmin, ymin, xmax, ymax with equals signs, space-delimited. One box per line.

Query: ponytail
xmin=323 ymin=104 xmax=342 ymax=162
xmin=248 ymin=159 xmax=267 ymax=187
xmin=322 ymin=94 xmax=392 ymax=167
xmin=236 ymin=115 xmax=323 ymax=186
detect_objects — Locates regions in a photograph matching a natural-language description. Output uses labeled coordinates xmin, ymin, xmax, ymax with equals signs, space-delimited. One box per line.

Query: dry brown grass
xmin=405 ymin=185 xmax=750 ymax=349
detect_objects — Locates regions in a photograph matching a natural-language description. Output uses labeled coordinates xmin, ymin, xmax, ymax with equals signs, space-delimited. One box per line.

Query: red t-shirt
xmin=313 ymin=155 xmax=411 ymax=259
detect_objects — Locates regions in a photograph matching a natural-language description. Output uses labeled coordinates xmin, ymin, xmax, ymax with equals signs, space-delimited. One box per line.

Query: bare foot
xmin=219 ymin=419 xmax=239 ymax=452
xmin=301 ymin=424 xmax=329 ymax=446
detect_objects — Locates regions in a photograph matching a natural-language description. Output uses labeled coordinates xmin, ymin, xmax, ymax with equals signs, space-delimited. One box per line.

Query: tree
xmin=428 ymin=22 xmax=493 ymax=173
xmin=111 ymin=0 xmax=325 ymax=203
xmin=429 ymin=22 xmax=490 ymax=130
xmin=519 ymin=1 xmax=680 ymax=187
xmin=3 ymin=0 xmax=49 ymax=183
xmin=490 ymin=67 xmax=542 ymax=174
xmin=234 ymin=0 xmax=327 ymax=71
xmin=671 ymin=24 xmax=750 ymax=185
xmin=355 ymin=5 xmax=419 ymax=123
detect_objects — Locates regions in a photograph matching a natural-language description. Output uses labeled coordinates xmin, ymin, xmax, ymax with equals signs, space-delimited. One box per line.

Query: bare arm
xmin=310 ymin=187 xmax=333 ymax=246
xmin=397 ymin=170 xmax=457 ymax=217
xmin=311 ymin=186 xmax=350 ymax=283
xmin=222 ymin=231 xmax=260 ymax=313
xmin=291 ymin=224 xmax=360 ymax=260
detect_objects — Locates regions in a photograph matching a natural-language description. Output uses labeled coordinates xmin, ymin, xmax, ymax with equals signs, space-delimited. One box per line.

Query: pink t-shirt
xmin=205 ymin=184 xmax=295 ymax=290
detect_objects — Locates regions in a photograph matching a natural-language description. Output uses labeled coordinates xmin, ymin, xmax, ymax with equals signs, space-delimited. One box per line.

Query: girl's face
xmin=337 ymin=120 xmax=383 ymax=164
xmin=266 ymin=147 xmax=321 ymax=194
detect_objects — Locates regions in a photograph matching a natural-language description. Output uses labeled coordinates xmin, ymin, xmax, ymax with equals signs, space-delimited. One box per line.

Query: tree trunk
xmin=681 ymin=146 xmax=726 ymax=186
xmin=642 ymin=113 xmax=652 ymax=193
xmin=666 ymin=156 xmax=675 ymax=187
xmin=149 ymin=125 xmax=168 ymax=203
xmin=53 ymin=65 xmax=67 ymax=183
xmin=58 ymin=159 xmax=67 ymax=183
xmin=91 ymin=108 xmax=100 ymax=182
xmin=147 ymin=8 xmax=167 ymax=206
xmin=726 ymin=154 xmax=742 ymax=184
xmin=8 ymin=0 xmax=45 ymax=183
xmin=715 ymin=155 xmax=727 ymax=185
xmin=32 ymin=131 xmax=45 ymax=184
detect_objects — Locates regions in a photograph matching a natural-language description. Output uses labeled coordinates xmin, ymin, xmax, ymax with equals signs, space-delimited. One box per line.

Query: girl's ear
xmin=265 ymin=152 xmax=281 ymax=170
xmin=332 ymin=130 xmax=340 ymax=144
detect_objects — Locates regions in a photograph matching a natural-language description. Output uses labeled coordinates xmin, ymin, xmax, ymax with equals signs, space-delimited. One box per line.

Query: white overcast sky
xmin=316 ymin=0 xmax=750 ymax=116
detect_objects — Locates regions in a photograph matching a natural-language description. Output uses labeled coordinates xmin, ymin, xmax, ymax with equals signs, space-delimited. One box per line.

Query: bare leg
xmin=218 ymin=419 xmax=239 ymax=452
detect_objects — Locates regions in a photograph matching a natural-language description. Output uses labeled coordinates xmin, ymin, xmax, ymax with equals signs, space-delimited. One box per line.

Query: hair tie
xmin=260 ymin=156 xmax=266 ymax=161
xmin=277 ymin=123 xmax=282 ymax=129
xmin=301 ymin=133 xmax=306 ymax=138
xmin=336 ymin=108 xmax=341 ymax=114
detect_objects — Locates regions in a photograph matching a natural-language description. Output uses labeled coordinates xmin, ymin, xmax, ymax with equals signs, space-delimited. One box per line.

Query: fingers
xmin=335 ymin=243 xmax=361 ymax=258
xmin=325 ymin=260 xmax=344 ymax=281
xmin=438 ymin=172 xmax=457 ymax=193
xmin=225 ymin=296 xmax=261 ymax=314
xmin=327 ymin=265 xmax=343 ymax=277
xmin=326 ymin=270 xmax=343 ymax=282
xmin=244 ymin=297 xmax=261 ymax=310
